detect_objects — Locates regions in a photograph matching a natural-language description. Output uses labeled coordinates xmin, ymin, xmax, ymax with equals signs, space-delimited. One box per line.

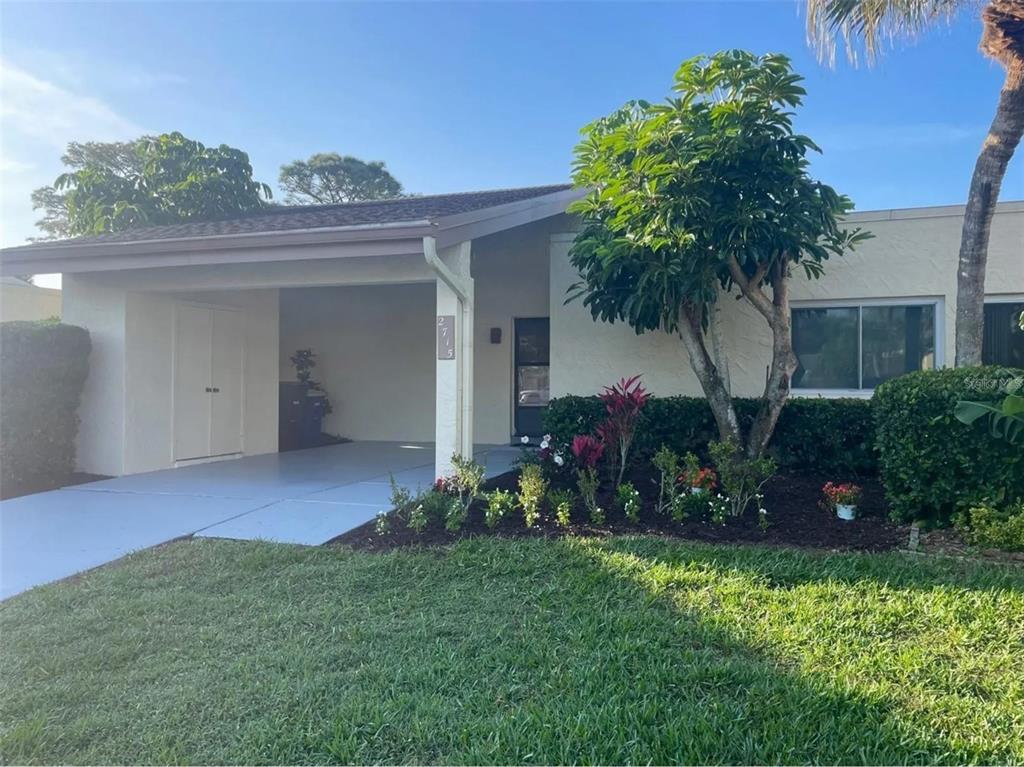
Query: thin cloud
xmin=0 ymin=58 xmax=145 ymax=247
xmin=0 ymin=58 xmax=144 ymax=148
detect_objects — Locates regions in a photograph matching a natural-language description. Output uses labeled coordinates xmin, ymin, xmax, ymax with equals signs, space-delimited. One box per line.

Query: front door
xmin=513 ymin=317 xmax=550 ymax=440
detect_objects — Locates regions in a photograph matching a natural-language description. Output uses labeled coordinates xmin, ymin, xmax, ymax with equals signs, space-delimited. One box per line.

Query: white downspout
xmin=424 ymin=236 xmax=474 ymax=459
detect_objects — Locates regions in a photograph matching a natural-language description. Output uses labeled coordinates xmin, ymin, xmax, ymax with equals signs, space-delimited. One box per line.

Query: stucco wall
xmin=550 ymin=203 xmax=1024 ymax=398
xmin=279 ymin=283 xmax=436 ymax=442
xmin=62 ymin=275 xmax=127 ymax=475
xmin=471 ymin=222 xmax=554 ymax=443
xmin=63 ymin=273 xmax=279 ymax=475
xmin=0 ymin=279 xmax=61 ymax=321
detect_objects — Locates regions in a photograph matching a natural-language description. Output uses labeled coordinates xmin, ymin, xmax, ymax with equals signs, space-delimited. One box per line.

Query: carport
xmin=0 ymin=186 xmax=580 ymax=482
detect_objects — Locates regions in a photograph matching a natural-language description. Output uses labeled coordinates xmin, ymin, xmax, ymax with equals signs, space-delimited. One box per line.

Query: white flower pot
xmin=690 ymin=487 xmax=706 ymax=496
xmin=836 ymin=504 xmax=856 ymax=521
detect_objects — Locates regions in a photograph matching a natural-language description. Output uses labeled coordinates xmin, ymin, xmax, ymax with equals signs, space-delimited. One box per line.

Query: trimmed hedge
xmin=873 ymin=366 xmax=1024 ymax=525
xmin=543 ymin=394 xmax=877 ymax=476
xmin=1 ymin=321 xmax=91 ymax=494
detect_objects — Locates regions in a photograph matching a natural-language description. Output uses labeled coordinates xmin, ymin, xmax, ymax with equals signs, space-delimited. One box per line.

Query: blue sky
xmin=2 ymin=0 xmax=1022 ymax=255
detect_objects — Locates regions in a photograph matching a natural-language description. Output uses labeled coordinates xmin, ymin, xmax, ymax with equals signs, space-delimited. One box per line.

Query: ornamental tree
xmin=567 ymin=51 xmax=870 ymax=459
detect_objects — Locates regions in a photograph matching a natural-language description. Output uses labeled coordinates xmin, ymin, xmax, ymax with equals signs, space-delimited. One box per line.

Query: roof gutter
xmin=422 ymin=235 xmax=471 ymax=304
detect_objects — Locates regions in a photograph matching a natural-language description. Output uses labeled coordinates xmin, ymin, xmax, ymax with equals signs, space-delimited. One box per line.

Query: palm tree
xmin=807 ymin=0 xmax=1024 ymax=367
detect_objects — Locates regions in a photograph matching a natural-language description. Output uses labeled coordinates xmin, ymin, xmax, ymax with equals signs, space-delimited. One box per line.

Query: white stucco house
xmin=0 ymin=185 xmax=1021 ymax=479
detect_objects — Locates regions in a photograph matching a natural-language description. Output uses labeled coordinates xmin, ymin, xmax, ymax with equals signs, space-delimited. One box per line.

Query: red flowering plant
xmin=597 ymin=375 xmax=648 ymax=486
xmin=678 ymin=451 xmax=717 ymax=492
xmin=821 ymin=481 xmax=862 ymax=510
xmin=680 ymin=466 xmax=718 ymax=492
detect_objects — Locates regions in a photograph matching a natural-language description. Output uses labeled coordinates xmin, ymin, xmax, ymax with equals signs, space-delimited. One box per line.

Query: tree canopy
xmin=278 ymin=153 xmax=403 ymax=205
xmin=52 ymin=132 xmax=272 ymax=237
xmin=567 ymin=50 xmax=869 ymax=457
xmin=31 ymin=140 xmax=144 ymax=240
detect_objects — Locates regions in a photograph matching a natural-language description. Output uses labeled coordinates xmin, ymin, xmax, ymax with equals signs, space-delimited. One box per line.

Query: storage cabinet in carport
xmin=279 ymin=382 xmax=327 ymax=451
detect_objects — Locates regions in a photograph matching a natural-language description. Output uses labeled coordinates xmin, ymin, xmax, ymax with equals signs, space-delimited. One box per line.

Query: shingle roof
xmin=10 ymin=184 xmax=573 ymax=250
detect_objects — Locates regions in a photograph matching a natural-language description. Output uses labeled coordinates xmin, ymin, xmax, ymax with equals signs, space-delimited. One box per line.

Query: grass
xmin=1 ymin=536 xmax=1023 ymax=765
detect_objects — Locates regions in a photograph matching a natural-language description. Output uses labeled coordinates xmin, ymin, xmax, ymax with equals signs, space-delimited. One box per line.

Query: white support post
xmin=428 ymin=239 xmax=474 ymax=479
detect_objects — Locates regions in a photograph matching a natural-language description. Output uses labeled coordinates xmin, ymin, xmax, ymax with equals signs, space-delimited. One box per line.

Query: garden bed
xmin=330 ymin=468 xmax=906 ymax=553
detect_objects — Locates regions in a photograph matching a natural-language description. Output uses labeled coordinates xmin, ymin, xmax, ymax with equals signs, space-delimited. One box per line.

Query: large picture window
xmin=983 ymin=300 xmax=1024 ymax=367
xmin=792 ymin=301 xmax=939 ymax=392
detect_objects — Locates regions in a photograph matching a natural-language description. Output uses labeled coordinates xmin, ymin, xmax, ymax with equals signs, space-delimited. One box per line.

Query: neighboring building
xmin=0 ymin=276 xmax=61 ymax=322
xmin=0 ymin=187 xmax=1020 ymax=479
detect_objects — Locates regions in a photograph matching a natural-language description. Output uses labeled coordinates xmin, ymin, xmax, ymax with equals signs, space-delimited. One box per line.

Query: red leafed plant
xmin=571 ymin=434 xmax=605 ymax=469
xmin=598 ymin=375 xmax=648 ymax=486
xmin=821 ymin=481 xmax=862 ymax=509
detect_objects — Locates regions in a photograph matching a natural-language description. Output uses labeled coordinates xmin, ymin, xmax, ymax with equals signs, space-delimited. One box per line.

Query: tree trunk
xmin=677 ymin=303 xmax=742 ymax=445
xmin=745 ymin=265 xmax=799 ymax=459
xmin=955 ymin=60 xmax=1024 ymax=366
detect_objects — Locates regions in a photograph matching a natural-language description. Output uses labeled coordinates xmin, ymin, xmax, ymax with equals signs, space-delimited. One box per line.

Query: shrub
xmin=446 ymin=454 xmax=485 ymax=521
xmin=571 ymin=434 xmax=605 ymax=525
xmin=709 ymin=438 xmax=776 ymax=518
xmin=873 ymin=367 xmax=1024 ymax=524
xmin=484 ymin=489 xmax=515 ymax=529
xmin=518 ymin=464 xmax=547 ymax=528
xmin=0 ymin=321 xmax=91 ymax=494
xmin=444 ymin=497 xmax=467 ymax=532
xmin=544 ymin=394 xmax=875 ymax=476
xmin=616 ymin=482 xmax=641 ymax=522
xmin=652 ymin=446 xmax=686 ymax=518
xmin=548 ymin=489 xmax=575 ymax=527
xmin=577 ymin=468 xmax=603 ymax=525
xmin=407 ymin=503 xmax=429 ymax=533
xmin=955 ymin=500 xmax=1024 ymax=552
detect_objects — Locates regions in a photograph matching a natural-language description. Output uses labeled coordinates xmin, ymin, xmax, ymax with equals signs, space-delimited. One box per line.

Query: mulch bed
xmin=329 ymin=468 xmax=908 ymax=554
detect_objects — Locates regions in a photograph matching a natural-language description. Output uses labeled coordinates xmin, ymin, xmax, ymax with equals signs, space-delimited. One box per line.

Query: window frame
xmin=790 ymin=296 xmax=945 ymax=398
xmin=982 ymin=293 xmax=1024 ymax=367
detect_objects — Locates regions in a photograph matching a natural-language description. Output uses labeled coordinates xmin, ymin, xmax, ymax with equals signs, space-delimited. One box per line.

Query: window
xmin=792 ymin=301 xmax=939 ymax=391
xmin=983 ymin=300 xmax=1024 ymax=367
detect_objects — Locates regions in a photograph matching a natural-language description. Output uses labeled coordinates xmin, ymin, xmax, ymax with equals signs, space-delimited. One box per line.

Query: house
xmin=0 ymin=276 xmax=61 ymax=321
xmin=0 ymin=186 xmax=1021 ymax=479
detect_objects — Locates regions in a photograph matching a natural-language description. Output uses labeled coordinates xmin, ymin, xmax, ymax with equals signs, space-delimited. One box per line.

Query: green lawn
xmin=1 ymin=537 xmax=1022 ymax=765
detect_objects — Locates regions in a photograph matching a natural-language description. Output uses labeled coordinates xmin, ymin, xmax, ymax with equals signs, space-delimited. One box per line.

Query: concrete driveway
xmin=0 ymin=441 xmax=517 ymax=600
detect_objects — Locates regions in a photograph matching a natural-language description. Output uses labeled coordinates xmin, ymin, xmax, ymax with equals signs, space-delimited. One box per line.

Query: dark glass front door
xmin=514 ymin=317 xmax=550 ymax=440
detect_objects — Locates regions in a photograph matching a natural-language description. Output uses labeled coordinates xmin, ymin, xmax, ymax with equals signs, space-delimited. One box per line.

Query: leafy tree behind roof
xmin=31 ymin=140 xmax=144 ymax=240
xmin=52 ymin=132 xmax=272 ymax=237
xmin=278 ymin=153 xmax=403 ymax=205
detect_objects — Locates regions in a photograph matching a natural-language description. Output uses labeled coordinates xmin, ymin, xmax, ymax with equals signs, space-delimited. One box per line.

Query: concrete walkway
xmin=0 ymin=442 xmax=518 ymax=600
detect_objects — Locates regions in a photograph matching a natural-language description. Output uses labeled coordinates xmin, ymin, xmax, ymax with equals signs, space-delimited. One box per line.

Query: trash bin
xmin=279 ymin=383 xmax=328 ymax=451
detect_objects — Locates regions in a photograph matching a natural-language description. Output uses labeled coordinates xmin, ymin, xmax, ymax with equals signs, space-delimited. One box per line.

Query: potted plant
xmin=822 ymin=481 xmax=862 ymax=521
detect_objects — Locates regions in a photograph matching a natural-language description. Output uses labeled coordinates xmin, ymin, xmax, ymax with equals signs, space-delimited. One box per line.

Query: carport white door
xmin=174 ymin=307 xmax=244 ymax=461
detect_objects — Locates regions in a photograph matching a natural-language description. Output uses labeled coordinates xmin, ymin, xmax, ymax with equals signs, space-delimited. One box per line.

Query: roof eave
xmin=0 ymin=187 xmax=584 ymax=277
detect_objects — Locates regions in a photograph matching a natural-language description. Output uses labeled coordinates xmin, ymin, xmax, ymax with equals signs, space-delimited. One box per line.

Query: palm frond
xmin=806 ymin=0 xmax=973 ymax=66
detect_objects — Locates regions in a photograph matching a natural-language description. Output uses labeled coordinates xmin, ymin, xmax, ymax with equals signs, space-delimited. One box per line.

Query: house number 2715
xmin=437 ymin=315 xmax=456 ymax=360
